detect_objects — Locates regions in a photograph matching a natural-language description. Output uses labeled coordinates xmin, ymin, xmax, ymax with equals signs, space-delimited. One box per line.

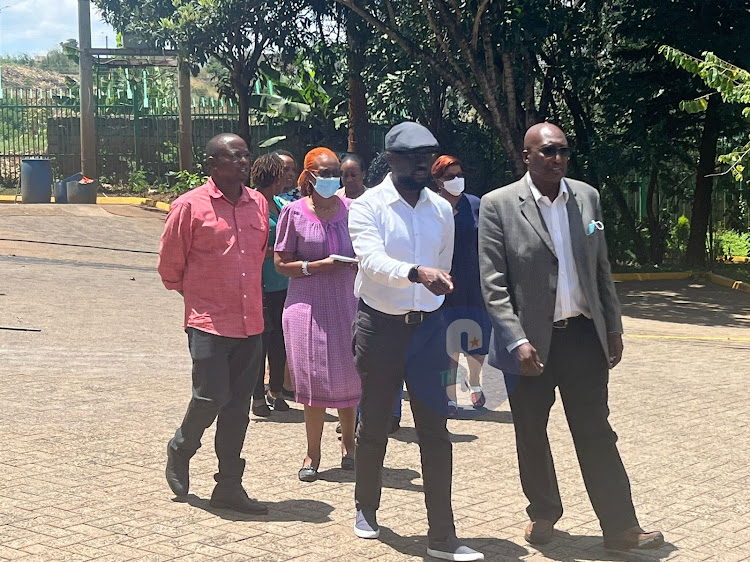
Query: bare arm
xmin=274 ymin=251 xmax=348 ymax=278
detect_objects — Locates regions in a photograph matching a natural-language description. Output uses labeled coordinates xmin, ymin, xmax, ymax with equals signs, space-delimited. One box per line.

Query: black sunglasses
xmin=539 ymin=146 xmax=572 ymax=158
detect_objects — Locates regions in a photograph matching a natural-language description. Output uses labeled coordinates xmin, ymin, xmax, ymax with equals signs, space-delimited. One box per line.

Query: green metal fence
xmin=0 ymin=87 xmax=243 ymax=188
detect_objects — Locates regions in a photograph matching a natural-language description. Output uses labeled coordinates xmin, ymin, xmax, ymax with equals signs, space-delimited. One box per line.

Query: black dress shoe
xmin=209 ymin=484 xmax=268 ymax=514
xmin=252 ymin=401 xmax=272 ymax=417
xmin=165 ymin=441 xmax=190 ymax=497
xmin=267 ymin=393 xmax=290 ymax=411
xmin=524 ymin=519 xmax=554 ymax=545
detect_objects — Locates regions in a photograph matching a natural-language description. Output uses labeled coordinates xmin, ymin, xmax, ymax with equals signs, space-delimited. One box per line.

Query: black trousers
xmin=353 ymin=301 xmax=455 ymax=540
xmin=170 ymin=328 xmax=263 ymax=484
xmin=507 ymin=315 xmax=639 ymax=534
xmin=253 ymin=289 xmax=287 ymax=400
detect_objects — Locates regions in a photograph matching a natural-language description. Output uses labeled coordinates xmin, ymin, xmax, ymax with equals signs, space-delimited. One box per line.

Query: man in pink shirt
xmin=158 ymin=133 xmax=269 ymax=514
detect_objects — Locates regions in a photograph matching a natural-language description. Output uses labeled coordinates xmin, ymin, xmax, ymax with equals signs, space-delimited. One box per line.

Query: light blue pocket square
xmin=587 ymin=220 xmax=604 ymax=235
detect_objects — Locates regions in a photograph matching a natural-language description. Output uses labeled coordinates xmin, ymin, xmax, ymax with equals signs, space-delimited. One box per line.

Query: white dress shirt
xmin=527 ymin=172 xmax=590 ymax=322
xmin=508 ymin=173 xmax=590 ymax=352
xmin=348 ymin=173 xmax=455 ymax=315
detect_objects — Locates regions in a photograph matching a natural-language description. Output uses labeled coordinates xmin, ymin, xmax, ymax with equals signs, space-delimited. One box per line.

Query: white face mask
xmin=442 ymin=177 xmax=465 ymax=196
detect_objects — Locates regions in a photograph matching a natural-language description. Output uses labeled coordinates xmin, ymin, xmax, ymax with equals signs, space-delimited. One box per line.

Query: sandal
xmin=469 ymin=386 xmax=486 ymax=409
xmin=447 ymin=400 xmax=458 ymax=418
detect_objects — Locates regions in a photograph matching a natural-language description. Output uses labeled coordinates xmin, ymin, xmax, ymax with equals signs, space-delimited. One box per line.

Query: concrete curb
xmin=613 ymin=271 xmax=749 ymax=296
xmin=0 ymin=194 xmax=171 ymax=212
xmin=612 ymin=272 xmax=693 ymax=281
xmin=708 ymin=272 xmax=750 ymax=295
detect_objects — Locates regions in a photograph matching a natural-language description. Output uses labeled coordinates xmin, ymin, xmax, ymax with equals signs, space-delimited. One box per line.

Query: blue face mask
xmin=312 ymin=175 xmax=340 ymax=198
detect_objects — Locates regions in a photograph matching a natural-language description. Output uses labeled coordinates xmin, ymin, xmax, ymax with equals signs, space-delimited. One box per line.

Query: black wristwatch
xmin=408 ymin=265 xmax=420 ymax=283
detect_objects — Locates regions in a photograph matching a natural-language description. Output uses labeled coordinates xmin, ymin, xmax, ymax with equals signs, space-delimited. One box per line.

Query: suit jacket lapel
xmin=519 ymin=178 xmax=557 ymax=257
xmin=565 ymin=181 xmax=591 ymax=293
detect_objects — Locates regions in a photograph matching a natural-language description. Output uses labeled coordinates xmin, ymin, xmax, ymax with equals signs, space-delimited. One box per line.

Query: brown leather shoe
xmin=524 ymin=519 xmax=554 ymax=545
xmin=603 ymin=526 xmax=664 ymax=550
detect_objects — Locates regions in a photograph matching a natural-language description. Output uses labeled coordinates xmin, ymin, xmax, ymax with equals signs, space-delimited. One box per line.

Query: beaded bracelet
xmin=302 ymin=261 xmax=311 ymax=276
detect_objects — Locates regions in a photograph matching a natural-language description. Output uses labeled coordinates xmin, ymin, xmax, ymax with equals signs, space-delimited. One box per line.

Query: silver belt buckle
xmin=553 ymin=318 xmax=569 ymax=329
xmin=404 ymin=311 xmax=424 ymax=325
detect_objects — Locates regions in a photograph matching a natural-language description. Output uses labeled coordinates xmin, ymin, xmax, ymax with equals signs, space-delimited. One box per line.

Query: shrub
xmin=713 ymin=229 xmax=750 ymax=258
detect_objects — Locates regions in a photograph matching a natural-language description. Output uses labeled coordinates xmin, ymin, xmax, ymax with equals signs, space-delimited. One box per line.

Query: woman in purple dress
xmin=274 ymin=147 xmax=361 ymax=482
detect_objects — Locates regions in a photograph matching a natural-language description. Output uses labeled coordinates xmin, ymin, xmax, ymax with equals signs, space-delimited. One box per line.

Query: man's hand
xmin=608 ymin=333 xmax=624 ymax=369
xmin=416 ymin=266 xmax=454 ymax=296
xmin=515 ymin=342 xmax=544 ymax=376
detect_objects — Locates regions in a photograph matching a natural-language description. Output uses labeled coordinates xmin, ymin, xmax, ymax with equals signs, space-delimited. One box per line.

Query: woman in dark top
xmin=432 ymin=155 xmax=491 ymax=417
xmin=250 ymin=153 xmax=290 ymax=417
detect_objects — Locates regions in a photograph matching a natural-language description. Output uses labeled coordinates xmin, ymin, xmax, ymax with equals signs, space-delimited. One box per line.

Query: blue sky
xmin=0 ymin=1 xmax=115 ymax=56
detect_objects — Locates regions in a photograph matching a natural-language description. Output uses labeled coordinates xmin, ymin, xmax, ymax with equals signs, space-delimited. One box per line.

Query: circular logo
xmin=405 ymin=305 xmax=519 ymax=418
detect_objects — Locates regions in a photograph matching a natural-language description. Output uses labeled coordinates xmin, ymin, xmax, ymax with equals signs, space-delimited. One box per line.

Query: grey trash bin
xmin=67 ymin=179 xmax=99 ymax=204
xmin=54 ymin=173 xmax=84 ymax=204
xmin=20 ymin=158 xmax=53 ymax=203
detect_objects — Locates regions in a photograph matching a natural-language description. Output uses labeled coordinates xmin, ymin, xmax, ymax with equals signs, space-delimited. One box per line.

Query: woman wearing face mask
xmin=432 ymin=155 xmax=491 ymax=417
xmin=274 ymin=147 xmax=361 ymax=481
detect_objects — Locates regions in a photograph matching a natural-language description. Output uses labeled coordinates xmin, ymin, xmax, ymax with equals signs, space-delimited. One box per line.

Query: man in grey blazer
xmin=478 ymin=123 xmax=663 ymax=551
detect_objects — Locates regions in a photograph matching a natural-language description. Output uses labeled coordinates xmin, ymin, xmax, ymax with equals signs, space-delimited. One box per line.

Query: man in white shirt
xmin=478 ymin=123 xmax=663 ymax=551
xmin=349 ymin=122 xmax=484 ymax=562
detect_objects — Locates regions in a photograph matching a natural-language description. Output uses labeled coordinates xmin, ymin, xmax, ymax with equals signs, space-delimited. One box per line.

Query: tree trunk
xmin=685 ymin=96 xmax=721 ymax=268
xmin=645 ymin=166 xmax=665 ymax=264
xmin=346 ymin=12 xmax=372 ymax=163
xmin=236 ymin=84 xmax=251 ymax=149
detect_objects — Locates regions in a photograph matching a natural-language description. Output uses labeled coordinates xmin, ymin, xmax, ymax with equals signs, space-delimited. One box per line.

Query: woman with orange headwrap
xmin=274 ymin=147 xmax=361 ymax=481
xmin=432 ymin=155 xmax=491 ymax=417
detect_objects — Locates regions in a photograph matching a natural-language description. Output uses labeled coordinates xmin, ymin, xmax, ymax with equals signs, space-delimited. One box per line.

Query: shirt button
xmin=243 ymin=295 xmax=247 ymax=299
xmin=241 ymin=250 xmax=245 ymax=254
xmin=243 ymin=315 xmax=247 ymax=319
xmin=242 ymin=273 xmax=246 ymax=277
xmin=238 ymin=228 xmax=242 ymax=232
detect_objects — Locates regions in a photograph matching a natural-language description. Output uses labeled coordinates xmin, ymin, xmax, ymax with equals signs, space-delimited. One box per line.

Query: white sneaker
xmin=354 ymin=508 xmax=380 ymax=539
xmin=427 ymin=535 xmax=484 ymax=561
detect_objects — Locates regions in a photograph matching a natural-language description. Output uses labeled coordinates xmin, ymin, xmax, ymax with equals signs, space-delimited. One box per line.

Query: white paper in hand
xmin=330 ymin=254 xmax=359 ymax=264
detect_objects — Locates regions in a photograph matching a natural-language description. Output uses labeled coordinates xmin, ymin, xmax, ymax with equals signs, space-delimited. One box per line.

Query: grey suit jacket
xmin=478 ymin=176 xmax=622 ymax=373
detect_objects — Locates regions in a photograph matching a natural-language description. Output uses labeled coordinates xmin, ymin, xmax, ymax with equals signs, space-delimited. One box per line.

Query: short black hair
xmin=251 ymin=153 xmax=283 ymax=189
xmin=340 ymin=153 xmax=365 ymax=172
xmin=364 ymin=151 xmax=390 ymax=188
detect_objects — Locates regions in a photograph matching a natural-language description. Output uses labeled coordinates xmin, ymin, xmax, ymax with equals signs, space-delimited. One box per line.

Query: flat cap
xmin=385 ymin=121 xmax=439 ymax=152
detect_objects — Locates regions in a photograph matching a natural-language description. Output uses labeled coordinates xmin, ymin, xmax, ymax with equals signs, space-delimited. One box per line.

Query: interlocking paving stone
xmin=1 ymin=205 xmax=749 ymax=561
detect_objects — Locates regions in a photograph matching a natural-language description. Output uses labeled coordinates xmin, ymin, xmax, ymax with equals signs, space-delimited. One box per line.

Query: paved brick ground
xmin=1 ymin=204 xmax=748 ymax=562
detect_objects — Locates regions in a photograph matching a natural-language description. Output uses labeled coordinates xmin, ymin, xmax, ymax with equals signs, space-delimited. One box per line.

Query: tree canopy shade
xmin=94 ymin=0 xmax=309 ymax=145
xmin=330 ymin=0 xmax=565 ymax=176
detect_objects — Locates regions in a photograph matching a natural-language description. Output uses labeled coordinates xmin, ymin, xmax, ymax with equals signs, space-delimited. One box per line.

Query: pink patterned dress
xmin=274 ymin=196 xmax=361 ymax=408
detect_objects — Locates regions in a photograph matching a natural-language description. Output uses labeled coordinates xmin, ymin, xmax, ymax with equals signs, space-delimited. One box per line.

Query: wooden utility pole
xmin=78 ymin=0 xmax=97 ymax=178
xmin=177 ymin=60 xmax=193 ymax=173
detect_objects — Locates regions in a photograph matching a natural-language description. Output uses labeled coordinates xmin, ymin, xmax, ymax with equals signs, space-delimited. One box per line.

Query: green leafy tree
xmin=330 ymin=0 xmax=569 ymax=176
xmin=661 ymin=47 xmax=750 ymax=182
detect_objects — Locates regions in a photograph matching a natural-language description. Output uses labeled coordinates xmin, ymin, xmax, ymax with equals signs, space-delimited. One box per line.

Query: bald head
xmin=523 ymin=123 xmax=566 ymax=151
xmin=522 ymin=122 xmax=569 ymax=193
xmin=205 ymin=134 xmax=251 ymax=193
xmin=206 ymin=133 xmax=245 ymax=160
